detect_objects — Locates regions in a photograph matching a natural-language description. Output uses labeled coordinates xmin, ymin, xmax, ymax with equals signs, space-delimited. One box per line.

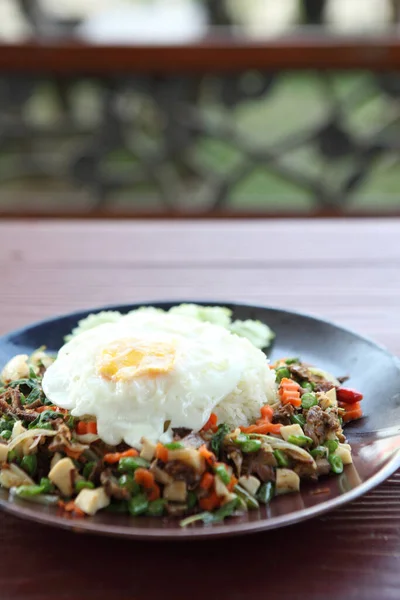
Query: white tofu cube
xmin=74 ymin=487 xmax=110 ymax=516
xmin=49 ymin=457 xmax=75 ymax=496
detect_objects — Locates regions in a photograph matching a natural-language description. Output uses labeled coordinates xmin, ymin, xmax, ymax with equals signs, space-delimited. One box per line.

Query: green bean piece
xmin=212 ymin=498 xmax=240 ymax=521
xmin=75 ymin=480 xmax=95 ymax=492
xmin=324 ymin=440 xmax=339 ymax=455
xmin=7 ymin=449 xmax=19 ymax=463
xmin=187 ymin=491 xmax=197 ymax=510
xmin=301 ymin=393 xmax=318 ymax=409
xmin=210 ymin=423 xmax=230 ymax=457
xmin=310 ymin=446 xmax=328 ymax=459
xmin=164 ymin=442 xmax=183 ymax=450
xmin=301 ymin=381 xmax=315 ymax=392
xmin=214 ymin=464 xmax=231 ymax=485
xmin=118 ymin=474 xmax=141 ymax=496
xmin=287 ymin=434 xmax=313 ymax=448
xmin=256 ymin=481 xmax=275 ymax=505
xmin=274 ymin=449 xmax=290 ymax=468
xmin=83 ymin=461 xmax=96 ymax=480
xmin=39 ymin=478 xmax=53 ymax=493
xmin=234 ymin=485 xmax=259 ymax=510
xmin=276 ymin=367 xmax=291 ymax=383
xmin=105 ymin=501 xmax=130 ymax=514
xmin=285 ymin=358 xmax=300 ymax=365
xmin=290 ymin=414 xmax=306 ymax=427
xmin=329 ymin=454 xmax=344 ymax=474
xmin=128 ymin=493 xmax=149 ymax=516
xmin=20 ymin=454 xmax=37 ymax=477
xmin=233 ymin=433 xmax=249 ymax=445
xmin=14 ymin=485 xmax=44 ymax=498
xmin=0 ymin=419 xmax=13 ymax=432
xmin=118 ymin=456 xmax=150 ymax=473
xmin=240 ymin=439 xmax=262 ymax=453
xmin=147 ymin=499 xmax=166 ymax=517
xmin=0 ymin=430 xmax=11 ymax=440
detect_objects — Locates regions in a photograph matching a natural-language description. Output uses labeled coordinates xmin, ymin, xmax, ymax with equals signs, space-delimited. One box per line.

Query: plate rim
xmin=1 ymin=300 xmax=399 ymax=540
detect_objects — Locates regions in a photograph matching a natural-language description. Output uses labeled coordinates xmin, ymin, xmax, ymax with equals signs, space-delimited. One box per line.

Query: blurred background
xmin=0 ymin=0 xmax=400 ymax=217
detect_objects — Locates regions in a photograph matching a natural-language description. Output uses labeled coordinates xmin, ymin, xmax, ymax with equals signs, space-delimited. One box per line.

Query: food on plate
xmin=0 ymin=304 xmax=363 ymax=526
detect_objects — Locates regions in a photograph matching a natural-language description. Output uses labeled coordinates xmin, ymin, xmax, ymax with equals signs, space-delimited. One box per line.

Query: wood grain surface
xmin=0 ymin=218 xmax=399 ymax=600
xmin=1 ymin=36 xmax=400 ymax=73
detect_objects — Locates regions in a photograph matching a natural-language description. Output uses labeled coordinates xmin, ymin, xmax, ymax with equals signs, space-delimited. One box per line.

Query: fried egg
xmin=42 ymin=311 xmax=276 ymax=447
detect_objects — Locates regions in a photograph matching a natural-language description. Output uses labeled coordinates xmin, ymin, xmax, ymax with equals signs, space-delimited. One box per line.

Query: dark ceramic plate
xmin=0 ymin=302 xmax=399 ymax=540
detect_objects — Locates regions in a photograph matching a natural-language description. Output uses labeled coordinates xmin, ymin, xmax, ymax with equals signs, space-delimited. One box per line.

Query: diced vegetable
xmin=74 ymin=487 xmax=110 ymax=515
xmin=210 ymin=423 xmax=230 ymax=457
xmin=20 ymin=454 xmax=37 ymax=477
xmin=140 ymin=438 xmax=156 ymax=462
xmin=147 ymin=498 xmax=166 ymax=517
xmin=274 ymin=449 xmax=290 ymax=468
xmin=118 ymin=474 xmax=141 ymax=496
xmin=238 ymin=475 xmax=261 ymax=497
xmin=301 ymin=393 xmax=318 ymax=409
xmin=310 ymin=446 xmax=328 ymax=459
xmin=324 ymin=440 xmax=339 ymax=454
xmin=163 ymin=481 xmax=187 ymax=503
xmin=290 ymin=414 xmax=306 ymax=427
xmin=256 ymin=481 xmax=275 ymax=504
xmin=275 ymin=468 xmax=300 ymax=495
xmin=168 ymin=447 xmax=206 ymax=473
xmin=335 ymin=444 xmax=353 ymax=465
xmin=328 ymin=454 xmax=344 ymax=474
xmin=301 ymin=381 xmax=314 ymax=392
xmin=325 ymin=388 xmax=337 ymax=407
xmin=214 ymin=464 xmax=231 ymax=485
xmin=128 ymin=493 xmax=149 ymax=516
xmin=276 ymin=367 xmax=291 ymax=383
xmin=75 ymin=480 xmax=95 ymax=492
xmin=280 ymin=424 xmax=304 ymax=441
xmin=164 ymin=442 xmax=184 ymax=450
xmin=336 ymin=387 xmax=363 ymax=404
xmin=279 ymin=378 xmax=301 ymax=407
xmin=48 ymin=457 xmax=76 ymax=496
xmin=287 ymin=435 xmax=313 ymax=448
xmin=203 ymin=413 xmax=218 ymax=432
xmin=103 ymin=448 xmax=139 ymax=464
xmin=117 ymin=456 xmax=150 ymax=473
xmin=234 ymin=484 xmax=259 ymax=510
xmin=0 ymin=463 xmax=34 ymax=488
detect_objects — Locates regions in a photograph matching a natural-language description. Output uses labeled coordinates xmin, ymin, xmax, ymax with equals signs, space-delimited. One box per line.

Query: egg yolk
xmin=96 ymin=338 xmax=176 ymax=382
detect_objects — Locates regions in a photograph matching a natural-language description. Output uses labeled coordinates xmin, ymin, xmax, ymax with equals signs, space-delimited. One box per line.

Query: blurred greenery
xmin=0 ymin=71 xmax=399 ymax=213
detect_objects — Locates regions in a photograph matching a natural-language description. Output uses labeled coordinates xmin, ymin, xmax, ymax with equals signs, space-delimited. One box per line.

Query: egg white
xmin=42 ymin=311 xmax=275 ymax=447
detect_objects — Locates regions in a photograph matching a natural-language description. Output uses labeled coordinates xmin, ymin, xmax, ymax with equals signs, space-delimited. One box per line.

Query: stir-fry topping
xmin=0 ymin=350 xmax=363 ymax=526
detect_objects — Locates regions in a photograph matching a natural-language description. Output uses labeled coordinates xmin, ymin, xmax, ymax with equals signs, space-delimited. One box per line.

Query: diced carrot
xmin=199 ymin=491 xmax=220 ymax=511
xmin=134 ymin=468 xmax=155 ymax=489
xmin=76 ymin=421 xmax=88 ymax=435
xmin=342 ymin=402 xmax=363 ymax=423
xmin=279 ymin=378 xmax=301 ymax=407
xmin=65 ymin=447 xmax=83 ymax=460
xmin=200 ymin=472 xmax=214 ymax=490
xmin=37 ymin=406 xmax=56 ymax=413
xmin=241 ymin=422 xmax=282 ymax=435
xmin=103 ymin=448 xmax=138 ymax=464
xmin=203 ymin=413 xmax=218 ymax=431
xmin=260 ymin=405 xmax=274 ymax=420
xmin=199 ymin=445 xmax=216 ymax=466
xmin=227 ymin=476 xmax=238 ymax=492
xmin=147 ymin=483 xmax=161 ymax=502
xmin=155 ymin=443 xmax=169 ymax=463
xmin=86 ymin=422 xmax=98 ymax=435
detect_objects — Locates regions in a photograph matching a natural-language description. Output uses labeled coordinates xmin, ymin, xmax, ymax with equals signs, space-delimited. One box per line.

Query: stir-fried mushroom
xmin=272 ymin=403 xmax=294 ymax=425
xmin=163 ymin=461 xmax=200 ymax=488
xmin=100 ymin=469 xmax=130 ymax=500
xmin=304 ymin=406 xmax=340 ymax=446
xmin=241 ymin=450 xmax=276 ymax=483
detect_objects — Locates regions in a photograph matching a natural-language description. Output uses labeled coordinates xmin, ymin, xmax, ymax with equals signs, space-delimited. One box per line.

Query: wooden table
xmin=0 ymin=218 xmax=399 ymax=600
